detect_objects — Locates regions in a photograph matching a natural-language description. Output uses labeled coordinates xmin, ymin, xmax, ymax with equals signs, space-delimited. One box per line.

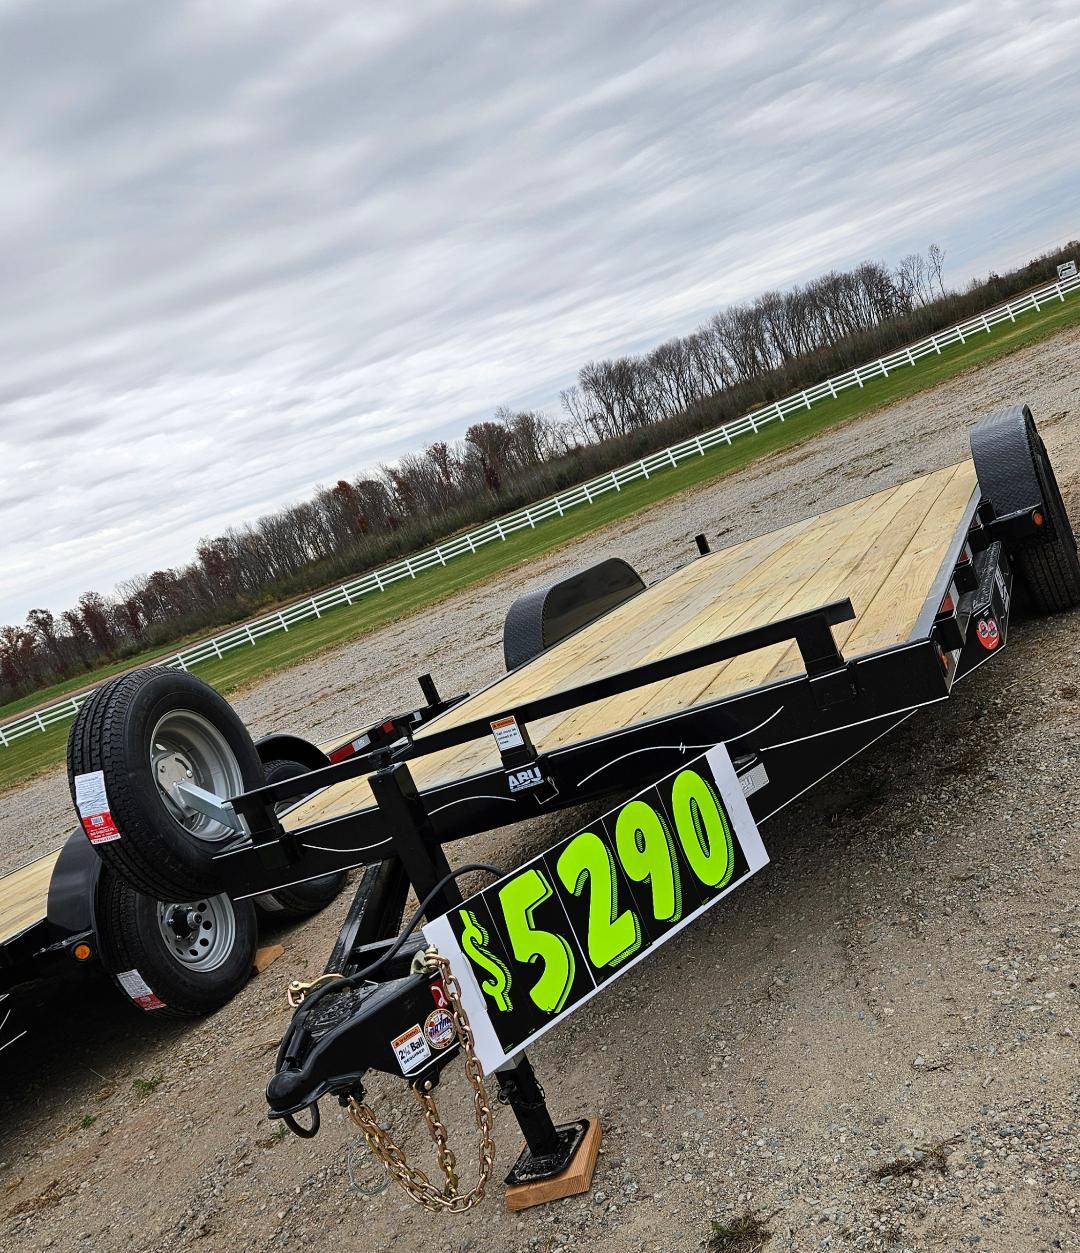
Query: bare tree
xmin=927 ymin=243 xmax=947 ymax=298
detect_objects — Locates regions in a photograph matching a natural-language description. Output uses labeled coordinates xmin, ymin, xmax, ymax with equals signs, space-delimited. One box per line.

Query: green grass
xmin=2 ymin=288 xmax=1078 ymax=797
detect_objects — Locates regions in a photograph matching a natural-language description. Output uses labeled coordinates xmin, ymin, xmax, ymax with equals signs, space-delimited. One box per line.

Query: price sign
xmin=423 ymin=745 xmax=768 ymax=1072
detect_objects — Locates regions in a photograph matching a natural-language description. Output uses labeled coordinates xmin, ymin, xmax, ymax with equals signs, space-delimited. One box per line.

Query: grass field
xmin=2 ymin=287 xmax=1078 ymax=796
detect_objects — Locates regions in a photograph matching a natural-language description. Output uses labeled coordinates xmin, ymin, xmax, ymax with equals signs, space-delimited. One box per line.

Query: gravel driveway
xmin=1 ymin=325 xmax=1077 ymax=1252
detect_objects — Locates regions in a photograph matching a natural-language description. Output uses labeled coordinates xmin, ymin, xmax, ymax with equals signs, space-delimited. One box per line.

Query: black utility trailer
xmin=63 ymin=406 xmax=1080 ymax=1209
xmin=0 ymin=737 xmax=347 ymax=1056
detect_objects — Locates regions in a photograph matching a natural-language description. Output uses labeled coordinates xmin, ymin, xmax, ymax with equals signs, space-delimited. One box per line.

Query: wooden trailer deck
xmin=0 ymin=852 xmax=59 ymax=945
xmin=289 ymin=459 xmax=977 ymax=829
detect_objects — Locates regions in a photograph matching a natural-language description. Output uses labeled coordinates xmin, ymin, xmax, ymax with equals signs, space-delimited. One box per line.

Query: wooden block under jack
xmin=252 ymin=944 xmax=285 ymax=974
xmin=504 ymin=1119 xmax=602 ymax=1212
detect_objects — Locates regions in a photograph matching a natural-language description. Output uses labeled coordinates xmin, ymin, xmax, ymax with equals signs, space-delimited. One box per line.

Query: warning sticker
xmin=116 ymin=969 xmax=166 ymax=1012
xmin=391 ymin=1023 xmax=431 ymax=1075
xmin=74 ymin=770 xmax=122 ymax=844
xmin=490 ymin=716 xmax=525 ymax=753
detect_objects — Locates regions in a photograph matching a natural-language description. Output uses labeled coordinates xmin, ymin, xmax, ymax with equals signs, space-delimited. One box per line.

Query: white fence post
xmin=277 ymin=614 xmax=289 ymax=632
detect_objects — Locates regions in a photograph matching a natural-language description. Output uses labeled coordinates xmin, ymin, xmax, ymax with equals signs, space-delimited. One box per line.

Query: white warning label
xmin=74 ymin=770 xmax=121 ymax=844
xmin=490 ymin=716 xmax=525 ymax=753
xmin=391 ymin=1023 xmax=431 ymax=1075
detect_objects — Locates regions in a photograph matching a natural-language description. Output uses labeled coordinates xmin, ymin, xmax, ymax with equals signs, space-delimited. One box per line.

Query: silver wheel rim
xmin=150 ymin=709 xmax=244 ymax=844
xmin=157 ymin=894 xmax=237 ymax=972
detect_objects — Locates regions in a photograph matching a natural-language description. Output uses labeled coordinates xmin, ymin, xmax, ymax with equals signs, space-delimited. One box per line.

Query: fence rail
xmin=3 ymin=269 xmax=1078 ymax=750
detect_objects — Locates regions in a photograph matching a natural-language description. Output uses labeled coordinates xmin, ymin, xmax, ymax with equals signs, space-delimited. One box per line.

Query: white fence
xmin=3 ymin=269 xmax=1078 ymax=750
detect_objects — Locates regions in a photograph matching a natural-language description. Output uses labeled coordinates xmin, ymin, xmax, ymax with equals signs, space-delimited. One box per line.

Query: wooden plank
xmin=291 ymin=523 xmax=814 ymax=826
xmin=504 ymin=1118 xmax=602 ymax=1211
xmin=252 ymin=944 xmax=285 ymax=974
xmin=0 ymin=853 xmax=59 ymax=944
xmin=547 ymin=479 xmax=903 ymax=744
xmin=420 ymin=520 xmax=818 ymax=785
xmin=714 ymin=465 xmax=959 ymax=693
xmin=843 ymin=461 xmax=977 ymax=656
xmin=287 ymin=466 xmax=978 ymax=832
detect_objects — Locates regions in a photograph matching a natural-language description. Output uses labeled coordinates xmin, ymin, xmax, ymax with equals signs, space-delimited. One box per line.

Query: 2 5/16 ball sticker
xmin=425 ymin=1008 xmax=456 ymax=1050
xmin=390 ymin=1024 xmax=431 ymax=1075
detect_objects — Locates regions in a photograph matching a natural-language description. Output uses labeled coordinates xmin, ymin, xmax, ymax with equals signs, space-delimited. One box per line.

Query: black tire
xmin=254 ymin=759 xmax=348 ymax=919
xmin=96 ymin=868 xmax=258 ymax=1018
xmin=67 ymin=667 xmax=264 ymax=901
xmin=970 ymin=405 xmax=1080 ymax=613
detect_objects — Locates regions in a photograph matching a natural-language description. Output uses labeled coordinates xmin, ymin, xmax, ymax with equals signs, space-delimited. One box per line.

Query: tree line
xmin=3 ymin=239 xmax=1076 ymax=706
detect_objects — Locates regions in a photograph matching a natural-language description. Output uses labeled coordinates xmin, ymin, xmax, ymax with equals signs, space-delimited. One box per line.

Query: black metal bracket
xmin=971 ymin=502 xmax=1048 ymax=550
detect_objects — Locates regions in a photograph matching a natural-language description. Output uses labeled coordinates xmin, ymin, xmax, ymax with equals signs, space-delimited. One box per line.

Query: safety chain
xmin=346 ymin=951 xmax=497 ymax=1212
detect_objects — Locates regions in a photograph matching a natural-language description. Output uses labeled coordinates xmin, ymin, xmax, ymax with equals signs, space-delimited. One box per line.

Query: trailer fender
xmin=503 ymin=557 xmax=646 ymax=671
xmin=254 ymin=734 xmax=330 ymax=774
xmin=46 ymin=829 xmax=109 ymax=957
xmin=970 ymin=404 xmax=1080 ymax=612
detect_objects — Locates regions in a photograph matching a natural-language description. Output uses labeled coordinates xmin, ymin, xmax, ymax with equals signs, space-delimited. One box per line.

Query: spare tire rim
xmin=150 ymin=709 xmax=245 ymax=843
xmin=157 ymin=894 xmax=237 ymax=973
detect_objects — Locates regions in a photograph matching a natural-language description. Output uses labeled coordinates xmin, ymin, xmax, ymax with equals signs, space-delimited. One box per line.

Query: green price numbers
xmin=448 ymin=760 xmax=751 ymax=1053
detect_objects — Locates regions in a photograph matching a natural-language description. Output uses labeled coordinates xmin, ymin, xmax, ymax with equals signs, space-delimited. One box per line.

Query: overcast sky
xmin=1 ymin=0 xmax=1078 ymax=624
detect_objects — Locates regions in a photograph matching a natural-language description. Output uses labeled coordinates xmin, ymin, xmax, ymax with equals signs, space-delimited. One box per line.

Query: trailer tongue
xmin=60 ymin=404 xmax=1080 ymax=1211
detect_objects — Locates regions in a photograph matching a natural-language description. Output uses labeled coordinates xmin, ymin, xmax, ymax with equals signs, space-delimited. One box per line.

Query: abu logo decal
xmin=508 ymin=765 xmax=544 ymax=793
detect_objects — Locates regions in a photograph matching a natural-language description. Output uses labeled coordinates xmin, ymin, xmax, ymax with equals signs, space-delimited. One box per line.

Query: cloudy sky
xmin=1 ymin=0 xmax=1078 ymax=625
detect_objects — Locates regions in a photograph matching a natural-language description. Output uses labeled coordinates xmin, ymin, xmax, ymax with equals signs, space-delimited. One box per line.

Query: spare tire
xmin=253 ymin=759 xmax=348 ymax=919
xmin=67 ymin=667 xmax=264 ymax=901
xmin=97 ymin=867 xmax=258 ymax=1018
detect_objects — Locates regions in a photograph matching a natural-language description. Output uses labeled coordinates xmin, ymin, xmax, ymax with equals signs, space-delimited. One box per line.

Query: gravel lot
xmin=2 ymin=325 xmax=1078 ymax=1253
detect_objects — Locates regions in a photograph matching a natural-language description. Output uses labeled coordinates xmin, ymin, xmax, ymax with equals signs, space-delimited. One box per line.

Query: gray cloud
xmin=1 ymin=0 xmax=1078 ymax=621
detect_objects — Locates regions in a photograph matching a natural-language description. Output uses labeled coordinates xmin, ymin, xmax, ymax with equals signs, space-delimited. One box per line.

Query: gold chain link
xmin=346 ymin=952 xmax=496 ymax=1213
